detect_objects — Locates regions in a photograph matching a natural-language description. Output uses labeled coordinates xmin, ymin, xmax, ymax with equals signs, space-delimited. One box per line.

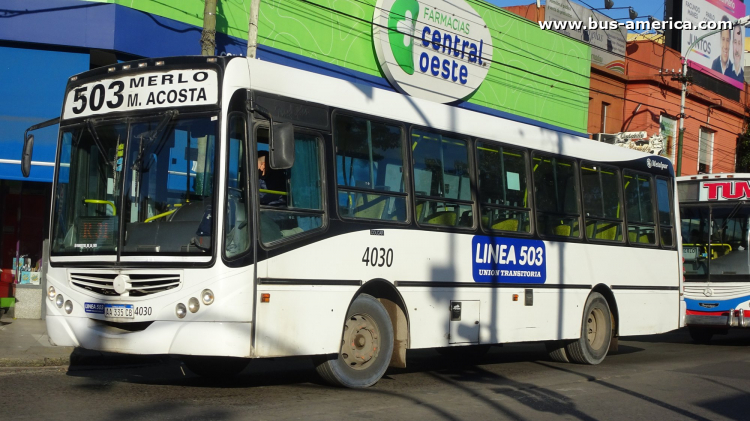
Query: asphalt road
xmin=2 ymin=328 xmax=750 ymax=420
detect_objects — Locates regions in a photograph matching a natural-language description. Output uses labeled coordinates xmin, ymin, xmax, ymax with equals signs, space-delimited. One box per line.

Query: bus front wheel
xmin=565 ymin=292 xmax=612 ymax=365
xmin=315 ymin=294 xmax=394 ymax=388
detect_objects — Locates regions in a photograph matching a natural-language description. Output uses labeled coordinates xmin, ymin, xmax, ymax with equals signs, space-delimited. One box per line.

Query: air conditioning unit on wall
xmin=592 ymin=133 xmax=619 ymax=144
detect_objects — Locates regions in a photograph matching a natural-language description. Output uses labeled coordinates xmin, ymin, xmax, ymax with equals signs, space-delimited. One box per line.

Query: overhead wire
xmin=275 ymin=0 xmax=746 ymax=139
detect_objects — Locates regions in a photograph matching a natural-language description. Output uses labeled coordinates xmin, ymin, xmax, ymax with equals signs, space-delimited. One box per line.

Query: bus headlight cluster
xmin=48 ymin=286 xmax=56 ymax=301
xmin=64 ymin=301 xmax=73 ymax=314
xmin=55 ymin=294 xmax=64 ymax=308
xmin=175 ymin=303 xmax=187 ymax=319
xmin=175 ymin=290 xmax=214 ymax=319
xmin=201 ymin=289 xmax=214 ymax=305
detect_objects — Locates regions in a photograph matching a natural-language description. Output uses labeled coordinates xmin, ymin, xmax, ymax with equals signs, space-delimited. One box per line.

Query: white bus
xmin=678 ymin=174 xmax=750 ymax=342
xmin=23 ymin=56 xmax=682 ymax=388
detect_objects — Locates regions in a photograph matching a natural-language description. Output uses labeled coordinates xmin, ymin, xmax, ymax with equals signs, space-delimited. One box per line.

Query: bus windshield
xmin=681 ymin=203 xmax=750 ymax=281
xmin=51 ymin=113 xmax=217 ymax=257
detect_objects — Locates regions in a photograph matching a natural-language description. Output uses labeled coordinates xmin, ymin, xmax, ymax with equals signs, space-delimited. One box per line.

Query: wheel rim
xmin=586 ymin=307 xmax=607 ymax=351
xmin=341 ymin=313 xmax=380 ymax=370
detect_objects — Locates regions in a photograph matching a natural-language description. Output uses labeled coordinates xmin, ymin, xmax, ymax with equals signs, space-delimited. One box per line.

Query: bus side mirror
xmin=269 ymin=122 xmax=294 ymax=169
xmin=21 ymin=133 xmax=34 ymax=178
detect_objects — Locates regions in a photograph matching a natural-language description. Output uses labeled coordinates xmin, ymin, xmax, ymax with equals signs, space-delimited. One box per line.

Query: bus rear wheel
xmin=565 ymin=292 xmax=612 ymax=365
xmin=315 ymin=294 xmax=394 ymax=388
xmin=545 ymin=341 xmax=571 ymax=363
xmin=182 ymin=356 xmax=250 ymax=378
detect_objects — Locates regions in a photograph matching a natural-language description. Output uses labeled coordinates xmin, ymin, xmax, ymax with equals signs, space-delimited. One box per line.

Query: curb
xmin=0 ymin=356 xmax=70 ymax=368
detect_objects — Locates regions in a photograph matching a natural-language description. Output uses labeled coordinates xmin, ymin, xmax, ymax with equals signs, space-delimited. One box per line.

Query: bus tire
xmin=565 ymin=292 xmax=612 ymax=365
xmin=688 ymin=327 xmax=714 ymax=344
xmin=315 ymin=294 xmax=394 ymax=388
xmin=545 ymin=341 xmax=571 ymax=363
xmin=182 ymin=356 xmax=249 ymax=378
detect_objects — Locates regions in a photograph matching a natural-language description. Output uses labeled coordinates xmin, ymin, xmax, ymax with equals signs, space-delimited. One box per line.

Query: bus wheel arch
xmin=354 ymin=279 xmax=410 ymax=369
xmin=592 ymin=283 xmax=619 ymax=343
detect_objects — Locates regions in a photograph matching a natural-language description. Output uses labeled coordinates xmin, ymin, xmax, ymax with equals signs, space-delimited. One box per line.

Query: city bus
xmin=22 ymin=55 xmax=683 ymax=388
xmin=678 ymin=174 xmax=750 ymax=342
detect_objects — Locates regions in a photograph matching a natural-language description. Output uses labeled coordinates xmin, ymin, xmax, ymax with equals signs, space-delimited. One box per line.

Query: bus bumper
xmin=685 ymin=310 xmax=750 ymax=328
xmin=46 ymin=315 xmax=253 ymax=357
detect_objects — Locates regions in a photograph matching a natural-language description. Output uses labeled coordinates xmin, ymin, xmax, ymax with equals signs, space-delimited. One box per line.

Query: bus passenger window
xmin=623 ymin=171 xmax=656 ymax=245
xmin=533 ymin=154 xmax=580 ymax=237
xmin=257 ymin=128 xmax=324 ymax=245
xmin=411 ymin=129 xmax=473 ymax=227
xmin=580 ymin=162 xmax=623 ymax=242
xmin=476 ymin=141 xmax=530 ymax=233
xmin=656 ymin=177 xmax=674 ymax=247
xmin=334 ymin=115 xmax=407 ymax=222
xmin=224 ymin=114 xmax=250 ymax=259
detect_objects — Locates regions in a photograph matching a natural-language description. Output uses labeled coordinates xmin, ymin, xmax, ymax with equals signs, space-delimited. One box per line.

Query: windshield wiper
xmin=132 ymin=110 xmax=179 ymax=171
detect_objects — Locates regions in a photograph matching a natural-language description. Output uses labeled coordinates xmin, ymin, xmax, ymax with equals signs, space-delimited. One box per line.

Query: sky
xmin=485 ymin=0 xmax=666 ymax=23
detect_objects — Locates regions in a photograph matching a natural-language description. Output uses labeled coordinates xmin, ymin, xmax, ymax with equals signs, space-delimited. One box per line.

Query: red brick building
xmin=504 ymin=5 xmax=748 ymax=176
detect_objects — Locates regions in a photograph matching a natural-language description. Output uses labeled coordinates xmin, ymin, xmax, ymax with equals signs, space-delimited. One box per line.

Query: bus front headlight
xmin=48 ymin=286 xmax=56 ymax=301
xmin=64 ymin=300 xmax=73 ymax=314
xmin=175 ymin=303 xmax=187 ymax=319
xmin=201 ymin=289 xmax=214 ymax=305
xmin=56 ymin=294 xmax=64 ymax=308
xmin=188 ymin=297 xmax=200 ymax=313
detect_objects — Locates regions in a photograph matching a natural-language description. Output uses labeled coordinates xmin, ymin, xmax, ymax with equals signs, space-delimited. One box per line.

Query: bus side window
xmin=656 ymin=177 xmax=674 ymax=248
xmin=411 ymin=129 xmax=474 ymax=228
xmin=257 ymin=128 xmax=324 ymax=245
xmin=476 ymin=141 xmax=530 ymax=233
xmin=334 ymin=114 xmax=407 ymax=222
xmin=580 ymin=162 xmax=623 ymax=242
xmin=623 ymin=170 xmax=656 ymax=245
xmin=533 ymin=154 xmax=581 ymax=238
xmin=224 ymin=113 xmax=250 ymax=259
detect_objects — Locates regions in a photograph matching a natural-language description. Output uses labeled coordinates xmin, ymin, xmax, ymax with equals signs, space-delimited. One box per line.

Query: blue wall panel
xmin=0 ymin=0 xmax=247 ymax=58
xmin=0 ymin=46 xmax=89 ymax=181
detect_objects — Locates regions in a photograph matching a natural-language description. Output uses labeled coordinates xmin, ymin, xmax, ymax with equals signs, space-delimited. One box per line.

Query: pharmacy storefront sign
xmin=373 ymin=0 xmax=494 ymax=103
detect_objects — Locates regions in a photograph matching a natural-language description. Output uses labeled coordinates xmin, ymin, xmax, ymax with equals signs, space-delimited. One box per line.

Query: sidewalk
xmin=0 ymin=318 xmax=75 ymax=367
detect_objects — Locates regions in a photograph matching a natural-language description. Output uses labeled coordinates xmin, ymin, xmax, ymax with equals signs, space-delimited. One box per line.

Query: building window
xmin=601 ymin=102 xmax=609 ymax=133
xmin=698 ymin=129 xmax=714 ymax=174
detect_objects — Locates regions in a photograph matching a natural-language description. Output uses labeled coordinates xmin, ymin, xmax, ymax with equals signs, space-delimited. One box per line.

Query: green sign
xmin=86 ymin=0 xmax=591 ymax=133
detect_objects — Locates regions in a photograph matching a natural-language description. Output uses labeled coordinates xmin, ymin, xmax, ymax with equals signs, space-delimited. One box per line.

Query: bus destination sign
xmin=62 ymin=69 xmax=218 ymax=119
xmin=699 ymin=180 xmax=750 ymax=201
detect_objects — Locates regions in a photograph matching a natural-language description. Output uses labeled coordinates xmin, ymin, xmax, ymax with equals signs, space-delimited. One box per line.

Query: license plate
xmin=105 ymin=304 xmax=134 ymax=319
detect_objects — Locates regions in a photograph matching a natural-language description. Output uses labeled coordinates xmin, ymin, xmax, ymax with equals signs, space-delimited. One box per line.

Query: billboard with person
xmin=682 ymin=0 xmax=745 ymax=89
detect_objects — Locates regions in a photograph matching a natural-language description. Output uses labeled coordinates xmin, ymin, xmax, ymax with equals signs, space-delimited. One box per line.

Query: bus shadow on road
xmin=624 ymin=327 xmax=750 ymax=347
xmin=64 ymin=341 xmax=644 ymax=390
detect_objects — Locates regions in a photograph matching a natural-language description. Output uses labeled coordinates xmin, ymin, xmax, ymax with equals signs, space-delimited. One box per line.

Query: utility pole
xmin=201 ymin=0 xmax=217 ymax=56
xmin=669 ymin=65 xmax=690 ymax=177
xmin=247 ymin=0 xmax=260 ymax=58
xmin=674 ymin=16 xmax=750 ymax=176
